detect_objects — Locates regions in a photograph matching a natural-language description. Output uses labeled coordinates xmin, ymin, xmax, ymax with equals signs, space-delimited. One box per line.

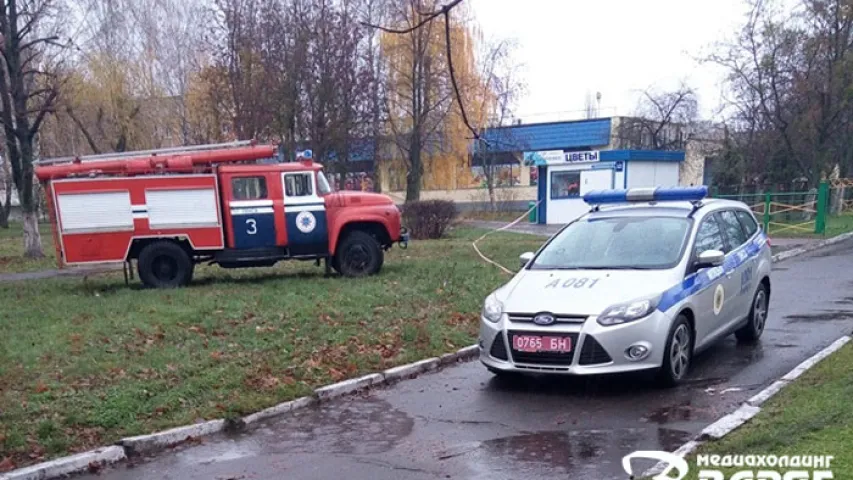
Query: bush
xmin=402 ymin=200 xmax=458 ymax=239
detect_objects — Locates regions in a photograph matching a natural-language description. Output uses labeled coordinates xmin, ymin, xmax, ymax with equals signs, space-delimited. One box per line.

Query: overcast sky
xmin=469 ymin=0 xmax=752 ymax=123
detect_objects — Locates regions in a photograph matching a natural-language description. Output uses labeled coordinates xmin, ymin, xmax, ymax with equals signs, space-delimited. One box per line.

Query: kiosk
xmin=524 ymin=149 xmax=686 ymax=224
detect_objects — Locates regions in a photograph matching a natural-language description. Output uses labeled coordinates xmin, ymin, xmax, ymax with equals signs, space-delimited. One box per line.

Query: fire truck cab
xmin=35 ymin=141 xmax=408 ymax=288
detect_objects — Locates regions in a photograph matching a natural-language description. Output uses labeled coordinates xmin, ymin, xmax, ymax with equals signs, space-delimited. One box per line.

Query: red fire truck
xmin=34 ymin=141 xmax=408 ymax=288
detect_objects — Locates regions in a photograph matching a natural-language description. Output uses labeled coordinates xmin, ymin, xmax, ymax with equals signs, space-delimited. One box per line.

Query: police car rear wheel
xmin=336 ymin=231 xmax=383 ymax=277
xmin=736 ymin=284 xmax=768 ymax=343
xmin=138 ymin=241 xmax=194 ymax=288
xmin=658 ymin=315 xmax=693 ymax=387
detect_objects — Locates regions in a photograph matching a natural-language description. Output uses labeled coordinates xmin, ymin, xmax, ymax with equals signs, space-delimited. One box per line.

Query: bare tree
xmin=0 ymin=144 xmax=11 ymax=228
xmin=473 ymin=38 xmax=524 ymax=210
xmin=708 ymin=0 xmax=853 ymax=185
xmin=616 ymin=84 xmax=697 ymax=151
xmin=381 ymin=0 xmax=459 ymax=202
xmin=362 ymin=0 xmax=387 ymax=192
xmin=0 ymin=0 xmax=66 ymax=257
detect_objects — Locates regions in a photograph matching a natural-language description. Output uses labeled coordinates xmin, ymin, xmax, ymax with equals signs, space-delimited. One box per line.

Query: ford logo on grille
xmin=533 ymin=313 xmax=556 ymax=325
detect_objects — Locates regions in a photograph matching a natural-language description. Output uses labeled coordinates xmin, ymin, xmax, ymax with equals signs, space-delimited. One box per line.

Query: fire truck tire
xmin=335 ymin=231 xmax=383 ymax=277
xmin=137 ymin=241 xmax=194 ymax=288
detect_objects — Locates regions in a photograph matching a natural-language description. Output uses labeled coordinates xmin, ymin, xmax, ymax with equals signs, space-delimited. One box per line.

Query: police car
xmin=479 ymin=186 xmax=772 ymax=386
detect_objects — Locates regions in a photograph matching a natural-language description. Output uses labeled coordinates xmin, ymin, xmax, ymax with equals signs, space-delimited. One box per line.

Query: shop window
xmin=551 ymin=171 xmax=581 ymax=199
xmin=232 ymin=177 xmax=268 ymax=200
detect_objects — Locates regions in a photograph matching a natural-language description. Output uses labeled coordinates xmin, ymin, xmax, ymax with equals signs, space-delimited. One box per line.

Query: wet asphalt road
xmin=79 ymin=239 xmax=853 ymax=480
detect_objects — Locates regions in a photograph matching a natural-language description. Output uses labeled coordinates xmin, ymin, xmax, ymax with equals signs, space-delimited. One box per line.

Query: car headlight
xmin=597 ymin=296 xmax=659 ymax=326
xmin=482 ymin=294 xmax=504 ymax=323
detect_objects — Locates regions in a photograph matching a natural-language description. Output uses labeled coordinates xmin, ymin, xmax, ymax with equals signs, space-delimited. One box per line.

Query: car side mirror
xmin=519 ymin=251 xmax=535 ymax=268
xmin=695 ymin=249 xmax=725 ymax=269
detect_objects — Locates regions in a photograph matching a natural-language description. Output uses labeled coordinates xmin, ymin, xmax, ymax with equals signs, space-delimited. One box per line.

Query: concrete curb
xmin=119 ymin=419 xmax=225 ymax=456
xmin=699 ymin=404 xmax=762 ymax=440
xmin=771 ymin=231 xmax=853 ymax=263
xmin=383 ymin=357 xmax=440 ymax=383
xmin=643 ymin=334 xmax=852 ymax=478
xmin=242 ymin=396 xmax=316 ymax=426
xmin=315 ymin=373 xmax=385 ymax=401
xmin=0 ymin=344 xmax=478 ymax=480
xmin=0 ymin=446 xmax=126 ymax=480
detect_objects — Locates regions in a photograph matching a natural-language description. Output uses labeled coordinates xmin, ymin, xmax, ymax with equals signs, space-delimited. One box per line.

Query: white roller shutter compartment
xmin=57 ymin=191 xmax=133 ymax=233
xmin=146 ymin=189 xmax=219 ymax=228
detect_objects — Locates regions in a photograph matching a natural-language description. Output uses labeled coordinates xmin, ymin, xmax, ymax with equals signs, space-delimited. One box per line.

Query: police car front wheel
xmin=658 ymin=315 xmax=694 ymax=387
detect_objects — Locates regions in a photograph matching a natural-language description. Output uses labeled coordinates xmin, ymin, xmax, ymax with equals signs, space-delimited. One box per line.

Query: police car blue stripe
xmin=656 ymin=231 xmax=766 ymax=313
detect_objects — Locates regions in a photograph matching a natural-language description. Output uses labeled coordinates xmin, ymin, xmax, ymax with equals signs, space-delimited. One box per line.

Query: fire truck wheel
xmin=137 ymin=241 xmax=194 ymax=288
xmin=335 ymin=231 xmax=383 ymax=277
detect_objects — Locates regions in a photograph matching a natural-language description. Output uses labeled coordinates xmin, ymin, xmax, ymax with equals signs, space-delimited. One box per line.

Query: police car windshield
xmin=531 ymin=216 xmax=691 ymax=270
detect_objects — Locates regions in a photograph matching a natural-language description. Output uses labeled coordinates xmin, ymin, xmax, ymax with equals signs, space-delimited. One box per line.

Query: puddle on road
xmin=643 ymin=402 xmax=696 ymax=424
xmin=462 ymin=428 xmax=689 ymax=478
xmin=243 ymin=397 xmax=414 ymax=456
xmin=785 ymin=310 xmax=853 ymax=322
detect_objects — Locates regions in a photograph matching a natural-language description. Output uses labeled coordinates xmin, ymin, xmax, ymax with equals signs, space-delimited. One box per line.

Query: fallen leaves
xmin=243 ymin=371 xmax=295 ymax=391
xmin=34 ymin=382 xmax=49 ymax=394
xmin=0 ymin=457 xmax=15 ymax=473
xmin=87 ymin=461 xmax=103 ymax=473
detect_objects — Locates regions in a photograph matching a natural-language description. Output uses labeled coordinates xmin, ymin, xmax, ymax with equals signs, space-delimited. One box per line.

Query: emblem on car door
xmin=533 ymin=313 xmax=556 ymax=325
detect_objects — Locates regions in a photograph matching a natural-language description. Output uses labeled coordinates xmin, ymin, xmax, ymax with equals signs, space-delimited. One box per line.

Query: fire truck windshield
xmin=317 ymin=170 xmax=333 ymax=195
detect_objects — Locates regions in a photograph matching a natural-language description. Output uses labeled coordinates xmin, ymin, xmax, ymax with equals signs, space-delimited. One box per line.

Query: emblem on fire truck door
xmin=295 ymin=211 xmax=317 ymax=233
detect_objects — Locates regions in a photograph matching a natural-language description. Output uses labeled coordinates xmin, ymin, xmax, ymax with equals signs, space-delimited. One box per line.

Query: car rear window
xmin=735 ymin=210 xmax=759 ymax=237
xmin=530 ymin=216 xmax=692 ymax=270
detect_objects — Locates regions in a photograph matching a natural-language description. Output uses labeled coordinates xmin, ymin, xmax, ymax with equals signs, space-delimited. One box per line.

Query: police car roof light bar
xmin=583 ymin=186 xmax=708 ymax=206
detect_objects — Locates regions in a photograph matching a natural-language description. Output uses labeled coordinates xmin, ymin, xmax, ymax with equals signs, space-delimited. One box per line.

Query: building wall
xmin=626 ymin=162 xmax=680 ymax=188
xmin=681 ymin=138 xmax=716 ymax=186
xmin=385 ymin=186 xmax=537 ymax=205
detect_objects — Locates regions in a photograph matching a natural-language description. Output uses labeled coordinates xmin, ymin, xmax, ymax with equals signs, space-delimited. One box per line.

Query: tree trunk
xmin=405 ymin=149 xmax=422 ymax=202
xmin=22 ymin=210 xmax=43 ymax=258
xmin=406 ymin=135 xmax=422 ymax=202
xmin=488 ymin=182 xmax=496 ymax=212
xmin=0 ymin=185 xmax=9 ymax=228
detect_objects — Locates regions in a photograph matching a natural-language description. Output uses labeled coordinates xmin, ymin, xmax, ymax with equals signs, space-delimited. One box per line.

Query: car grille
xmin=578 ymin=335 xmax=613 ymax=365
xmin=489 ymin=332 xmax=509 ymax=360
xmin=507 ymin=313 xmax=587 ymax=324
xmin=508 ymin=331 xmax=579 ymax=365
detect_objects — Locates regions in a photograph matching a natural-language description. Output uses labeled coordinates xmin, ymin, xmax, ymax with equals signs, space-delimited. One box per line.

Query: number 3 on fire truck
xmin=246 ymin=218 xmax=257 ymax=235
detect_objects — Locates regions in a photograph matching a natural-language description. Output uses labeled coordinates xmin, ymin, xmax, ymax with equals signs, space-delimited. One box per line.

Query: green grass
xmin=764 ymin=212 xmax=853 ymax=238
xmin=0 ymin=227 xmax=543 ymax=469
xmin=825 ymin=212 xmax=853 ymax=237
xmin=681 ymin=343 xmax=853 ymax=479
xmin=459 ymin=210 xmax=528 ymax=223
xmin=0 ymin=222 xmax=56 ymax=274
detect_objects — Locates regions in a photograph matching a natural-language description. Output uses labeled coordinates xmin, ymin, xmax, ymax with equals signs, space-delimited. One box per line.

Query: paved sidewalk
xmin=0 ymin=265 xmax=120 ymax=283
xmin=462 ymin=220 xmax=822 ymax=254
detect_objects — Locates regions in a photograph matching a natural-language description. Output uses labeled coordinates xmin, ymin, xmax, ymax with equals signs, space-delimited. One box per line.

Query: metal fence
xmin=713 ymin=179 xmax=853 ymax=236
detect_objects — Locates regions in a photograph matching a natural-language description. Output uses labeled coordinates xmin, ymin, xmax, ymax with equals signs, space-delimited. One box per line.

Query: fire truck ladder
xmin=35 ymin=140 xmax=260 ymax=166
